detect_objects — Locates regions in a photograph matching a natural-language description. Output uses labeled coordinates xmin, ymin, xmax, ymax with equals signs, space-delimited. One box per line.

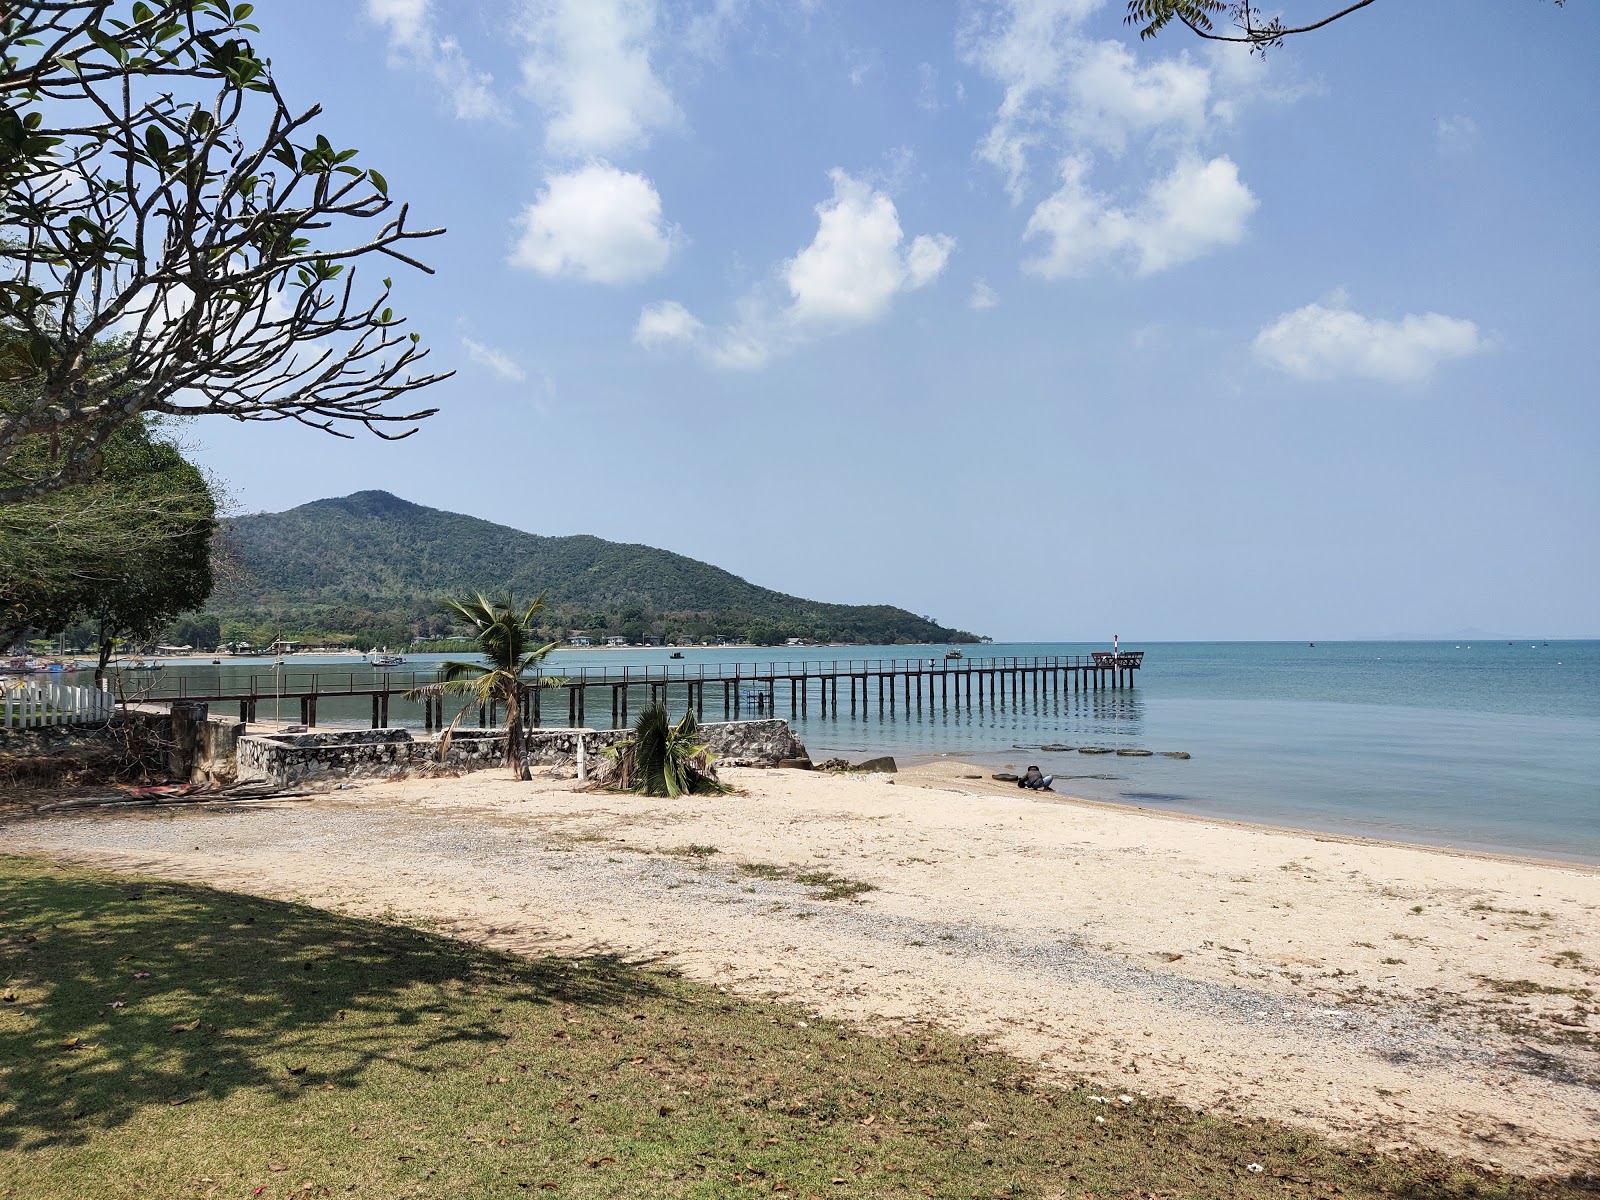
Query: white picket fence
xmin=1 ymin=677 xmax=117 ymax=728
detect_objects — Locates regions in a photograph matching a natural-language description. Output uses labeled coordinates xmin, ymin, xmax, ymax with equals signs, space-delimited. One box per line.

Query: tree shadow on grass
xmin=0 ymin=854 xmax=659 ymax=1152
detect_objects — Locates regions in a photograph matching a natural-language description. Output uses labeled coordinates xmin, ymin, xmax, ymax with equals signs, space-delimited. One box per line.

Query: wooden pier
xmin=128 ymin=652 xmax=1144 ymax=731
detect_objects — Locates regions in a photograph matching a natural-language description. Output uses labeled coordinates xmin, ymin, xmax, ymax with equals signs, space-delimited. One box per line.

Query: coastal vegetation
xmin=0 ymin=416 xmax=215 ymax=674
xmin=405 ymin=593 xmax=558 ymax=777
xmin=199 ymin=490 xmax=981 ymax=649
xmin=2 ymin=854 xmax=1582 ymax=1199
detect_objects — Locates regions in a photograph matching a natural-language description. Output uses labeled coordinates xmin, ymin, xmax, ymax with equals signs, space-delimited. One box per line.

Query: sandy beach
xmin=7 ymin=761 xmax=1597 ymax=1176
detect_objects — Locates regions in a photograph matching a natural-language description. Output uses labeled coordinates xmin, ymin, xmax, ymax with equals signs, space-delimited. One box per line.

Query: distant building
xmin=567 ymin=631 xmax=592 ymax=647
xmin=785 ymin=637 xmax=805 ymax=646
xmin=641 ymin=634 xmax=663 ymax=646
xmin=604 ymin=635 xmax=628 ymax=647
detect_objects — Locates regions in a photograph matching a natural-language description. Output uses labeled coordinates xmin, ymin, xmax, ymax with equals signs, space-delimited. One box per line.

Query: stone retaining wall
xmin=235 ymin=719 xmax=808 ymax=787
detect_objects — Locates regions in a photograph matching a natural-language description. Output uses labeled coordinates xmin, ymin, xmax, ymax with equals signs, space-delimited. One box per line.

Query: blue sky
xmin=189 ymin=0 xmax=1599 ymax=641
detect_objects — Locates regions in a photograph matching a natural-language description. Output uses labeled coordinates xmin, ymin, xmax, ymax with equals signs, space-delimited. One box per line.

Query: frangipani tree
xmin=1 ymin=1 xmax=450 ymax=502
xmin=407 ymin=593 xmax=559 ymax=779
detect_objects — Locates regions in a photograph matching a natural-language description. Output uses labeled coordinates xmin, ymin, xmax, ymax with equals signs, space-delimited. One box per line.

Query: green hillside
xmin=205 ymin=491 xmax=980 ymax=648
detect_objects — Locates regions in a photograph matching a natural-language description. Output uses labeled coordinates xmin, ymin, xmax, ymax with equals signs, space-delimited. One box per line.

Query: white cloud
xmin=960 ymin=0 xmax=1300 ymax=287
xmin=784 ymin=171 xmax=954 ymax=326
xmin=1436 ymin=113 xmax=1479 ymax=154
xmin=676 ymin=0 xmax=746 ymax=61
xmin=1023 ymin=153 xmax=1257 ymax=278
xmin=633 ymin=300 xmax=703 ymax=347
xmin=461 ymin=336 xmax=527 ymax=382
xmin=636 ymin=171 xmax=954 ymax=369
xmin=917 ymin=62 xmax=940 ymax=112
xmin=365 ymin=0 xmax=503 ymax=121
xmin=969 ymin=279 xmax=1000 ymax=310
xmin=1253 ymin=300 xmax=1485 ymax=384
xmin=519 ymin=0 xmax=679 ymax=156
xmin=1061 ymin=38 xmax=1211 ymax=152
xmin=961 ymin=1 xmax=1295 ymax=195
xmin=959 ymin=0 xmax=1126 ymax=199
xmin=509 ymin=163 xmax=677 ymax=284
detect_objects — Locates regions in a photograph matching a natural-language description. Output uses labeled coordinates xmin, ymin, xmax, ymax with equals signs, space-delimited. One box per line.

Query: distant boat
xmin=945 ymin=649 xmax=964 ymax=659
xmin=211 ymin=658 xmax=222 ymax=666
xmin=1309 ymin=642 xmax=1316 ymax=648
xmin=369 ymin=650 xmax=405 ymax=667
xmin=669 ymin=651 xmax=684 ymax=659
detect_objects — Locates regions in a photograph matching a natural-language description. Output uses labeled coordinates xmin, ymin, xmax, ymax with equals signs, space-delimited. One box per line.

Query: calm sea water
xmin=118 ymin=640 xmax=1599 ymax=863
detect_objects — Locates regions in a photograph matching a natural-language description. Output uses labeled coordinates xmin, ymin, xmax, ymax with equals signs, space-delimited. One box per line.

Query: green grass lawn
xmin=0 ymin=853 xmax=1583 ymax=1199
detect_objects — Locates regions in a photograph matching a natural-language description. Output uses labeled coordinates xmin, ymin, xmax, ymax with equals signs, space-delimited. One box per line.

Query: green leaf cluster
xmin=0 ymin=420 xmax=216 ymax=647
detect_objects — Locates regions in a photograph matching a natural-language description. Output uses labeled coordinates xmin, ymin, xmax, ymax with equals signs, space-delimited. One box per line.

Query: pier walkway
xmin=126 ymin=652 xmax=1145 ymax=731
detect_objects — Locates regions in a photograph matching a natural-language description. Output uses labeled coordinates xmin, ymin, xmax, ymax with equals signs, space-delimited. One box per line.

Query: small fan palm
xmin=407 ymin=592 xmax=559 ymax=778
xmin=609 ymin=703 xmax=727 ymax=797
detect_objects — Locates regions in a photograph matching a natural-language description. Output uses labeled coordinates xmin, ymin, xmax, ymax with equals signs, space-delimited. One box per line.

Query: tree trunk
xmin=504 ymin=686 xmax=526 ymax=777
xmin=94 ymin=621 xmax=113 ymax=686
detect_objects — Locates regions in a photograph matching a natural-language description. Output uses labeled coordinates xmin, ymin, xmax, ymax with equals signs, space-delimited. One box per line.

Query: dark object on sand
xmin=1017 ymin=765 xmax=1054 ymax=791
xmin=992 ymin=772 xmax=1019 ymax=782
xmin=855 ymin=755 xmax=897 ymax=773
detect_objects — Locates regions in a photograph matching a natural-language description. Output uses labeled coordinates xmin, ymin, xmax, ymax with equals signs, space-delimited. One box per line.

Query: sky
xmin=186 ymin=0 xmax=1600 ymax=642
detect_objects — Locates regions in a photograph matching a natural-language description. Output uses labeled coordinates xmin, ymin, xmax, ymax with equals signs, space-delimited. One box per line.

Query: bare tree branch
xmin=1 ymin=1 xmax=452 ymax=499
xmin=1125 ymin=1 xmax=1563 ymax=53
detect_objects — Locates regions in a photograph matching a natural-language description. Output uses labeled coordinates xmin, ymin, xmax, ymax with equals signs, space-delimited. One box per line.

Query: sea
xmin=115 ymin=640 xmax=1599 ymax=864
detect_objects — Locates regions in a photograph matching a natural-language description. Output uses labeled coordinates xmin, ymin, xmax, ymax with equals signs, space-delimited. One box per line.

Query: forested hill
xmin=211 ymin=491 xmax=980 ymax=647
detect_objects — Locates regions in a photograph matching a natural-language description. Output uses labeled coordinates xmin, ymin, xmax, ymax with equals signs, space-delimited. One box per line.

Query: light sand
xmin=9 ymin=762 xmax=1598 ymax=1175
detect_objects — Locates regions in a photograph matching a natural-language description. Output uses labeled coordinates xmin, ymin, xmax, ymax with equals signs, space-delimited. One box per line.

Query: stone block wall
xmin=234 ymin=719 xmax=809 ymax=787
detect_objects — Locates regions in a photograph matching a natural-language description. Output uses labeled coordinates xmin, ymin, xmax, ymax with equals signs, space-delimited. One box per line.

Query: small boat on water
xmin=669 ymin=651 xmax=684 ymax=659
xmin=945 ymin=649 xmax=964 ymax=660
xmin=368 ymin=650 xmax=405 ymax=667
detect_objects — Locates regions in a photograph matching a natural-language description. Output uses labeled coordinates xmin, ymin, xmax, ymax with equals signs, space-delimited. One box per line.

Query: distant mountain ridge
xmin=211 ymin=491 xmax=979 ymax=647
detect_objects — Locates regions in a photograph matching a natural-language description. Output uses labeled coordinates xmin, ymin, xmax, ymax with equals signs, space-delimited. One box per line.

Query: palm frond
xmin=609 ymin=703 xmax=727 ymax=797
xmin=438 ymin=658 xmax=492 ymax=683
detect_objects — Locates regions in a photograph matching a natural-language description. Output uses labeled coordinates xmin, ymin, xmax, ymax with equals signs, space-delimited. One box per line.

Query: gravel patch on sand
xmin=7 ymin=763 xmax=1597 ymax=1175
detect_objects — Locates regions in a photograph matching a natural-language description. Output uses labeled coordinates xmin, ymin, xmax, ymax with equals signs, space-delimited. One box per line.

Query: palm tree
xmin=407 ymin=592 xmax=559 ymax=778
xmin=608 ymin=703 xmax=728 ymax=796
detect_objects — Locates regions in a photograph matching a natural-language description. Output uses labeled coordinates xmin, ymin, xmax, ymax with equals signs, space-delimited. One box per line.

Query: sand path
xmin=7 ymin=763 xmax=1597 ymax=1175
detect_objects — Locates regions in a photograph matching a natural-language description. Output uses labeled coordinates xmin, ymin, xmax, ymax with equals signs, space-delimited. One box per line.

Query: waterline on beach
xmin=113 ymin=639 xmax=1600 ymax=863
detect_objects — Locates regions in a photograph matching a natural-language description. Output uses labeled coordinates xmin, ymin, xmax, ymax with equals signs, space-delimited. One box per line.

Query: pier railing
xmin=114 ymin=652 xmax=1144 ymax=702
